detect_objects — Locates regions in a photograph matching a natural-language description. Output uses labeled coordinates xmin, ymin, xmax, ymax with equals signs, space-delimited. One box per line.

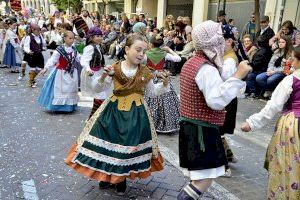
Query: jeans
xmin=246 ymin=72 xmax=261 ymax=95
xmin=256 ymin=72 xmax=285 ymax=91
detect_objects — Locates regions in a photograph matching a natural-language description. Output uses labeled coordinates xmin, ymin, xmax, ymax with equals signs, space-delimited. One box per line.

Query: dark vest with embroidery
xmin=90 ymin=45 xmax=105 ymax=71
xmin=30 ymin=35 xmax=43 ymax=53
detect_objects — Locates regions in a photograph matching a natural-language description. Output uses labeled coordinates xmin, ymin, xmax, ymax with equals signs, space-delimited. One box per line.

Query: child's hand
xmin=241 ymin=122 xmax=251 ymax=132
xmin=39 ymin=68 xmax=48 ymax=76
xmin=86 ymin=69 xmax=94 ymax=76
xmin=104 ymin=65 xmax=115 ymax=76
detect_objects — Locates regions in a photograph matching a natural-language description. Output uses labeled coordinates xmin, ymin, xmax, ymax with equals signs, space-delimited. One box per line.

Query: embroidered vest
xmin=90 ymin=45 xmax=105 ymax=71
xmin=30 ymin=35 xmax=43 ymax=53
xmin=56 ymin=56 xmax=68 ymax=69
xmin=180 ymin=53 xmax=226 ymax=126
xmin=110 ymin=62 xmax=153 ymax=111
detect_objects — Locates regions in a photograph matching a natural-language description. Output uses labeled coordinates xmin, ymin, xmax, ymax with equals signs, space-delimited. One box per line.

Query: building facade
xmin=65 ymin=0 xmax=300 ymax=32
xmin=21 ymin=0 xmax=57 ymax=16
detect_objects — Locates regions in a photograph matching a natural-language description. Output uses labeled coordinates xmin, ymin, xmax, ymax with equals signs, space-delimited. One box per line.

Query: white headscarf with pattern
xmin=192 ymin=20 xmax=225 ymax=68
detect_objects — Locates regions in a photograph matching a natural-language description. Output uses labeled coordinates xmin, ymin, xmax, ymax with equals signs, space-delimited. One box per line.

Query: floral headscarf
xmin=192 ymin=20 xmax=225 ymax=68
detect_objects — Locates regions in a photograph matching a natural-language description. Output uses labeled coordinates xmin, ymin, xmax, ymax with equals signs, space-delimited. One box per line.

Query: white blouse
xmin=93 ymin=62 xmax=170 ymax=97
xmin=246 ymin=74 xmax=294 ymax=131
xmin=80 ymin=45 xmax=103 ymax=71
xmin=45 ymin=46 xmax=81 ymax=69
xmin=195 ymin=63 xmax=245 ymax=111
xmin=219 ymin=57 xmax=237 ymax=81
xmin=23 ymin=34 xmax=46 ymax=54
xmin=4 ymin=29 xmax=20 ymax=49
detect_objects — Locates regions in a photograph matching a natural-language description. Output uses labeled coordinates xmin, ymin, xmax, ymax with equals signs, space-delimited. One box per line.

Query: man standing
xmin=217 ymin=10 xmax=227 ymax=25
xmin=81 ymin=10 xmax=94 ymax=29
xmin=241 ymin=13 xmax=256 ymax=41
xmin=256 ymin=15 xmax=274 ymax=45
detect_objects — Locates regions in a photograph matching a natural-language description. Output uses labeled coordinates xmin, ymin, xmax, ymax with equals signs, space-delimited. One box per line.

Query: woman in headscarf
xmin=177 ymin=20 xmax=252 ymax=200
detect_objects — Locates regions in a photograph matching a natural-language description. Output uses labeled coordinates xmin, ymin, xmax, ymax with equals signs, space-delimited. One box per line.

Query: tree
xmin=254 ymin=0 xmax=260 ymax=33
xmin=51 ymin=0 xmax=83 ymax=14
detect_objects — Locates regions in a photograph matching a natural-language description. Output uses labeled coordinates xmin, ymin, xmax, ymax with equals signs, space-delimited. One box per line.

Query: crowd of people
xmin=0 ymin=8 xmax=300 ymax=200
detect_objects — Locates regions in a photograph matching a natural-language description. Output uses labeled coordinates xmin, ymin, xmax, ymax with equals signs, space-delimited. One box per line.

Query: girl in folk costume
xmin=38 ymin=31 xmax=80 ymax=112
xmin=177 ymin=21 xmax=251 ymax=200
xmin=0 ymin=21 xmax=6 ymax=66
xmin=22 ymin=24 xmax=46 ymax=87
xmin=241 ymin=46 xmax=300 ymax=200
xmin=2 ymin=19 xmax=23 ymax=73
xmin=80 ymin=27 xmax=108 ymax=119
xmin=144 ymin=35 xmax=181 ymax=133
xmin=219 ymin=36 xmax=239 ymax=177
xmin=65 ymin=33 xmax=167 ymax=194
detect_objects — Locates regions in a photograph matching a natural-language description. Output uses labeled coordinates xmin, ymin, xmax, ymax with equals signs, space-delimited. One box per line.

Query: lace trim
xmin=78 ymin=146 xmax=152 ymax=166
xmin=86 ymin=135 xmax=152 ymax=154
xmin=143 ymin=101 xmax=159 ymax=158
xmin=52 ymin=97 xmax=79 ymax=105
xmin=73 ymin=160 xmax=151 ymax=176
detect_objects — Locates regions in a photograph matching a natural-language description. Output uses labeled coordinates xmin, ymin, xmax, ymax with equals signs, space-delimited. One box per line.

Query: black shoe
xmin=115 ymin=179 xmax=126 ymax=195
xmin=99 ymin=181 xmax=112 ymax=189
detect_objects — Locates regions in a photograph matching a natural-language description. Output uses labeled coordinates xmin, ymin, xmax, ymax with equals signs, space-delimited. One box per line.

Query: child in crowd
xmin=145 ymin=34 xmax=181 ymax=134
xmin=2 ymin=18 xmax=22 ymax=73
xmin=80 ymin=27 xmax=108 ymax=119
xmin=65 ymin=33 xmax=169 ymax=195
xmin=38 ymin=31 xmax=80 ymax=112
xmin=241 ymin=45 xmax=300 ymax=199
xmin=22 ymin=24 xmax=47 ymax=87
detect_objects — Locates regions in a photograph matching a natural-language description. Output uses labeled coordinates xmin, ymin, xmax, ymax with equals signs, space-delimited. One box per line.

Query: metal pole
xmin=216 ymin=0 xmax=221 ymax=21
xmin=223 ymin=0 xmax=226 ymax=11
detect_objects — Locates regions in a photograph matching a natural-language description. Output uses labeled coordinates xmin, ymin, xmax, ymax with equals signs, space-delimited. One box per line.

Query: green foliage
xmin=50 ymin=0 xmax=83 ymax=13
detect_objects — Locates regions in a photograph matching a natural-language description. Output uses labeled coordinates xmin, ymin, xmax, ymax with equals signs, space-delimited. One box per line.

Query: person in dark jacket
xmin=256 ymin=16 xmax=275 ymax=46
xmin=246 ymin=35 xmax=273 ymax=97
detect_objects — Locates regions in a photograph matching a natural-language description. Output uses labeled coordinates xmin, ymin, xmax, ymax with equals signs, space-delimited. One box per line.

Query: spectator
xmin=102 ymin=25 xmax=118 ymax=53
xmin=93 ymin=19 xmax=101 ymax=28
xmin=139 ymin=14 xmax=147 ymax=25
xmin=163 ymin=30 xmax=176 ymax=48
xmin=120 ymin=13 xmax=131 ymax=33
xmin=246 ymin=35 xmax=273 ymax=98
xmin=81 ymin=10 xmax=93 ymax=28
xmin=256 ymin=35 xmax=293 ymax=99
xmin=228 ymin=19 xmax=239 ymax=40
xmin=183 ymin=16 xmax=192 ymax=35
xmin=217 ymin=10 xmax=227 ymax=25
xmin=131 ymin=15 xmax=139 ymax=26
xmin=256 ymin=15 xmax=275 ymax=46
xmin=175 ymin=21 xmax=186 ymax=40
xmin=163 ymin=15 xmax=175 ymax=31
xmin=242 ymin=34 xmax=258 ymax=62
xmin=175 ymin=32 xmax=194 ymax=73
xmin=241 ymin=13 xmax=256 ymax=41
xmin=269 ymin=20 xmax=300 ymax=48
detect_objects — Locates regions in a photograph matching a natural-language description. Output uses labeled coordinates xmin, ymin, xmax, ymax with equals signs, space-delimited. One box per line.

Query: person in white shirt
xmin=80 ymin=27 xmax=108 ymax=119
xmin=22 ymin=24 xmax=46 ymax=87
xmin=81 ymin=10 xmax=94 ymax=29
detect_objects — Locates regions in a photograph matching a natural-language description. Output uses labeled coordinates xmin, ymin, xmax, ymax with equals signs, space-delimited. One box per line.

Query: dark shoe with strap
xmin=115 ymin=179 xmax=127 ymax=195
xmin=99 ymin=181 xmax=113 ymax=189
xmin=177 ymin=183 xmax=203 ymax=200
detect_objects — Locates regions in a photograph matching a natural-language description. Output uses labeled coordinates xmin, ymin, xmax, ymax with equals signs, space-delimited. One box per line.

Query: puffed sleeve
xmin=246 ymin=75 xmax=293 ymax=131
xmin=196 ymin=63 xmax=245 ymax=110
